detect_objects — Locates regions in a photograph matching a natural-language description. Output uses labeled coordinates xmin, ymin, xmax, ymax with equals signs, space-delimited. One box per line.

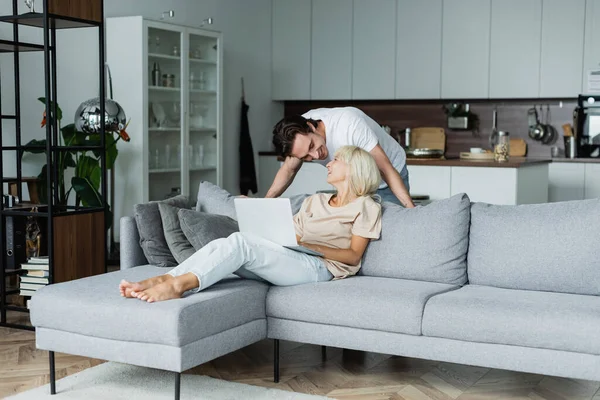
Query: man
xmin=266 ymin=106 xmax=414 ymax=208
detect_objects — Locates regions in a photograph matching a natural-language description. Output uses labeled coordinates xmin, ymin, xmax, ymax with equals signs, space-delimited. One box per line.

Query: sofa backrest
xmin=467 ymin=198 xmax=600 ymax=295
xmin=360 ymin=193 xmax=470 ymax=286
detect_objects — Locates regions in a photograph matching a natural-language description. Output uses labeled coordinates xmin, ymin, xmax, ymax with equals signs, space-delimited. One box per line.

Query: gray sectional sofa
xmin=30 ymin=182 xmax=600 ymax=399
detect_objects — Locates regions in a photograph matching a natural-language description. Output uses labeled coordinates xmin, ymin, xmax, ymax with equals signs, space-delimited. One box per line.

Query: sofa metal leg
xmin=274 ymin=339 xmax=280 ymax=383
xmin=175 ymin=372 xmax=181 ymax=400
xmin=321 ymin=345 xmax=326 ymax=361
xmin=49 ymin=351 xmax=56 ymax=395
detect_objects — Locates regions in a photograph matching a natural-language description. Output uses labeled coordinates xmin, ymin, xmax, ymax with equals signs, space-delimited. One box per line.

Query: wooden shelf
xmin=0 ymin=12 xmax=100 ymax=29
xmin=0 ymin=39 xmax=44 ymax=53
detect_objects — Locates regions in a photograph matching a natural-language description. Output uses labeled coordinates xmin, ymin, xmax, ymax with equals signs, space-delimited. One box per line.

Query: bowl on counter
xmin=406 ymin=148 xmax=444 ymax=159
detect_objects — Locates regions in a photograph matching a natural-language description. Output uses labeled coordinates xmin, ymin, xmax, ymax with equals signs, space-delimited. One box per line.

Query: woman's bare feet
xmin=119 ymin=274 xmax=173 ymax=298
xmin=134 ymin=273 xmax=199 ymax=303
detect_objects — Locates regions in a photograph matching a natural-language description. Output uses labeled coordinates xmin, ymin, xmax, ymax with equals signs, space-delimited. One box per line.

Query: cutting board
xmin=510 ymin=138 xmax=527 ymax=157
xmin=411 ymin=127 xmax=446 ymax=152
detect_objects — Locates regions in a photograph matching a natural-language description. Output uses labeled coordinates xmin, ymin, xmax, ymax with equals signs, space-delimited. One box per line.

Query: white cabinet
xmin=272 ymin=0 xmax=311 ymax=100
xmin=583 ymin=0 xmax=600 ymax=94
xmin=396 ymin=0 xmax=442 ymax=99
xmin=489 ymin=0 xmax=541 ymax=98
xmin=441 ymin=0 xmax=491 ymax=99
xmin=584 ymin=163 xmax=600 ymax=199
xmin=352 ymin=0 xmax=396 ymax=99
xmin=548 ymin=162 xmax=585 ymax=202
xmin=406 ymin=165 xmax=451 ymax=200
xmin=540 ymin=0 xmax=586 ymax=98
xmin=107 ymin=16 xmax=222 ymax=239
xmin=311 ymin=0 xmax=352 ymax=100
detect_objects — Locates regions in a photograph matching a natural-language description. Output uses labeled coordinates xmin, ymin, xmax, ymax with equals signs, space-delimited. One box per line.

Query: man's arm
xmin=265 ymin=157 xmax=303 ymax=198
xmin=369 ymin=144 xmax=415 ymax=208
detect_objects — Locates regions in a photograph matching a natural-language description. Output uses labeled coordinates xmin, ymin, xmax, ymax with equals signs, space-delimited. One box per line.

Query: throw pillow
xmin=133 ymin=195 xmax=189 ymax=268
xmin=360 ymin=193 xmax=471 ymax=286
xmin=158 ymin=202 xmax=196 ymax=264
xmin=178 ymin=208 xmax=239 ymax=251
xmin=194 ymin=180 xmax=310 ymax=219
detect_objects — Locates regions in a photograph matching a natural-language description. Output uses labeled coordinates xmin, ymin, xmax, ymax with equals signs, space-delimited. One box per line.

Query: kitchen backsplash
xmin=283 ymin=99 xmax=577 ymax=159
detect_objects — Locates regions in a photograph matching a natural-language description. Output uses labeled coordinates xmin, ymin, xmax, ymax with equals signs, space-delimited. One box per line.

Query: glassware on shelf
xmin=154 ymin=148 xmax=161 ymax=169
xmin=194 ymin=144 xmax=205 ymax=168
xmin=162 ymin=74 xmax=176 ymax=88
xmin=175 ymin=144 xmax=181 ymax=169
xmin=172 ymin=45 xmax=180 ymax=57
xmin=190 ymin=71 xmax=207 ymax=90
xmin=165 ymin=144 xmax=171 ymax=169
xmin=190 ymin=102 xmax=208 ymax=128
xmin=168 ymin=102 xmax=181 ymax=127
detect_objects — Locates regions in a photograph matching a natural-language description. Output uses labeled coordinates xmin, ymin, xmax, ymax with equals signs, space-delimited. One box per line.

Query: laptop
xmin=233 ymin=198 xmax=324 ymax=257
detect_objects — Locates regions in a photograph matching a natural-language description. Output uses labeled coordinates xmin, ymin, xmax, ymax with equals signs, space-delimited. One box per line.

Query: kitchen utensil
xmin=489 ymin=107 xmax=499 ymax=148
xmin=541 ymin=104 xmax=557 ymax=145
xmin=460 ymin=152 xmax=494 ymax=160
xmin=410 ymin=127 xmax=445 ymax=153
xmin=406 ymin=148 xmax=444 ymax=159
xmin=528 ymin=105 xmax=546 ymax=141
xmin=509 ymin=138 xmax=527 ymax=157
xmin=562 ymin=123 xmax=573 ymax=137
xmin=565 ymin=136 xmax=577 ymax=158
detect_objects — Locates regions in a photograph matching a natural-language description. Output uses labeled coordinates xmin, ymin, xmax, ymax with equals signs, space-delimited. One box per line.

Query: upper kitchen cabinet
xmin=352 ymin=0 xmax=396 ymax=99
xmin=396 ymin=0 xmax=442 ymax=99
xmin=583 ymin=0 xmax=600 ymax=94
xmin=441 ymin=0 xmax=491 ymax=99
xmin=272 ymin=0 xmax=311 ymax=100
xmin=489 ymin=0 xmax=541 ymax=98
xmin=540 ymin=0 xmax=586 ymax=98
xmin=311 ymin=0 xmax=352 ymax=100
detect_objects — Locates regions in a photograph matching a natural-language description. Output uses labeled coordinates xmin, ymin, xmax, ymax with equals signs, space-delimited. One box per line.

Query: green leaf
xmin=89 ymin=133 xmax=119 ymax=169
xmin=22 ymin=139 xmax=47 ymax=154
xmin=63 ymin=152 xmax=76 ymax=168
xmin=61 ymin=124 xmax=86 ymax=146
xmin=75 ymin=155 xmax=100 ymax=189
xmin=38 ymin=97 xmax=63 ymax=121
xmin=71 ymin=176 xmax=102 ymax=207
xmin=36 ymin=164 xmax=48 ymax=204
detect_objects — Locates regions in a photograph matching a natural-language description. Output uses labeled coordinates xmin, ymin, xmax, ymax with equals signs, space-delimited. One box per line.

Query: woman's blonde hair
xmin=334 ymin=145 xmax=381 ymax=198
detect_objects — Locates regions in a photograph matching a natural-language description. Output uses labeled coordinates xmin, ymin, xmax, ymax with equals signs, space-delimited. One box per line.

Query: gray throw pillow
xmin=360 ymin=193 xmax=471 ymax=286
xmin=195 ymin=180 xmax=310 ymax=219
xmin=157 ymin=203 xmax=196 ymax=264
xmin=178 ymin=208 xmax=239 ymax=250
xmin=133 ymin=195 xmax=189 ymax=268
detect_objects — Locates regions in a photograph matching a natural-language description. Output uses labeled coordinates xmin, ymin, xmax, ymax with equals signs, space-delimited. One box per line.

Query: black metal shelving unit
xmin=0 ymin=0 xmax=106 ymax=331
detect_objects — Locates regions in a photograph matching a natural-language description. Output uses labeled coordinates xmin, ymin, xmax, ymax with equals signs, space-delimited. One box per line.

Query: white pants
xmin=167 ymin=232 xmax=333 ymax=292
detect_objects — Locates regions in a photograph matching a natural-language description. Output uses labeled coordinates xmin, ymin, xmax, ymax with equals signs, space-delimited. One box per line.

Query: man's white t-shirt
xmin=302 ymin=107 xmax=407 ymax=189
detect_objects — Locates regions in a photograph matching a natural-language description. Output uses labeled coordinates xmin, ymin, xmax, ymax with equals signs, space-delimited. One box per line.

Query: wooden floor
xmin=2 ymin=312 xmax=600 ymax=400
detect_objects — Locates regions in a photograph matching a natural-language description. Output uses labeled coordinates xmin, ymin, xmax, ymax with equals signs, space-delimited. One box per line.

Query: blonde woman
xmin=120 ymin=145 xmax=383 ymax=303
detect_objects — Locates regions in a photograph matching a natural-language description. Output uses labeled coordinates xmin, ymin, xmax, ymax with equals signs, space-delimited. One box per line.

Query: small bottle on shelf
xmin=494 ymin=131 xmax=510 ymax=162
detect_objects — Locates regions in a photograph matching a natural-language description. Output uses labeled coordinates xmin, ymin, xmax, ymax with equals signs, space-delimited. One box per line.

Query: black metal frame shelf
xmin=0 ymin=39 xmax=46 ymax=52
xmin=0 ymin=0 xmax=107 ymax=331
xmin=0 ymin=12 xmax=101 ymax=29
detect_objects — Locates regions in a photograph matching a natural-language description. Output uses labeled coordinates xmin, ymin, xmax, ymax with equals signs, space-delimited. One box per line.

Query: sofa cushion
xmin=134 ymin=195 xmax=189 ymax=268
xmin=195 ymin=181 xmax=309 ymax=219
xmin=179 ymin=209 xmax=239 ymax=250
xmin=29 ymin=266 xmax=269 ymax=347
xmin=158 ymin=203 xmax=195 ymax=264
xmin=360 ymin=193 xmax=470 ymax=285
xmin=468 ymin=198 xmax=600 ymax=295
xmin=267 ymin=276 xmax=458 ymax=335
xmin=422 ymin=285 xmax=600 ymax=355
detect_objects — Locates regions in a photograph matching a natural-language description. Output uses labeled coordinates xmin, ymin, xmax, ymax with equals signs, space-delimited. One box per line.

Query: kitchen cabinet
xmin=583 ymin=0 xmax=600 ymax=94
xmin=311 ymin=0 xmax=352 ymax=100
xmin=540 ymin=0 xmax=586 ymax=98
xmin=548 ymin=162 xmax=585 ymax=202
xmin=489 ymin=0 xmax=541 ymax=98
xmin=272 ymin=0 xmax=311 ymax=100
xmin=396 ymin=0 xmax=442 ymax=99
xmin=441 ymin=0 xmax=491 ymax=99
xmin=406 ymin=165 xmax=451 ymax=200
xmin=352 ymin=0 xmax=396 ymax=100
xmin=584 ymin=163 xmax=600 ymax=199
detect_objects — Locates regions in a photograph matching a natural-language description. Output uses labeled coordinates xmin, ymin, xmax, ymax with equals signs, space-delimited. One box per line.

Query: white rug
xmin=6 ymin=362 xmax=330 ymax=400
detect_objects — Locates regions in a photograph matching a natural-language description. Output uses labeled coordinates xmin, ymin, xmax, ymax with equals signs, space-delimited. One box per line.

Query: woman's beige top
xmin=293 ymin=193 xmax=382 ymax=279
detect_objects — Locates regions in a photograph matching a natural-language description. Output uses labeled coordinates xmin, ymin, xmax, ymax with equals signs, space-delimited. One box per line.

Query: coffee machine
xmin=574 ymin=94 xmax=600 ymax=158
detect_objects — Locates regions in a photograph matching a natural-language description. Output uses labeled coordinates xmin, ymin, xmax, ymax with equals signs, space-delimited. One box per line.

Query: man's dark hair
xmin=272 ymin=115 xmax=320 ymax=157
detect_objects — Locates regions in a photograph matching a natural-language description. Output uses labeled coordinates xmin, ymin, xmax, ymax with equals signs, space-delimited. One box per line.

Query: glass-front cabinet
xmin=107 ymin=15 xmax=222 ymax=217
xmin=145 ymin=22 xmax=221 ymax=201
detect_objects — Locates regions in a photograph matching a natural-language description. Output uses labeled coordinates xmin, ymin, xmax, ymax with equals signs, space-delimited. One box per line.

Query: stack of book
xmin=19 ymin=256 xmax=49 ymax=296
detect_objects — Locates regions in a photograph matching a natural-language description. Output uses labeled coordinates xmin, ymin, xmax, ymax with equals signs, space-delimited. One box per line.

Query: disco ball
xmin=74 ymin=97 xmax=127 ymax=135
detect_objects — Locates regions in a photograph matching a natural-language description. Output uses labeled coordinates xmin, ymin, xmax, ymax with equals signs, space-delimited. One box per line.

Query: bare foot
xmin=135 ymin=279 xmax=184 ymax=303
xmin=119 ymin=275 xmax=172 ymax=298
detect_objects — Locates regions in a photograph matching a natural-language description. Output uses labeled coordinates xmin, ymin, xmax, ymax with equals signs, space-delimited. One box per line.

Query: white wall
xmin=1 ymin=0 xmax=282 ymax=241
